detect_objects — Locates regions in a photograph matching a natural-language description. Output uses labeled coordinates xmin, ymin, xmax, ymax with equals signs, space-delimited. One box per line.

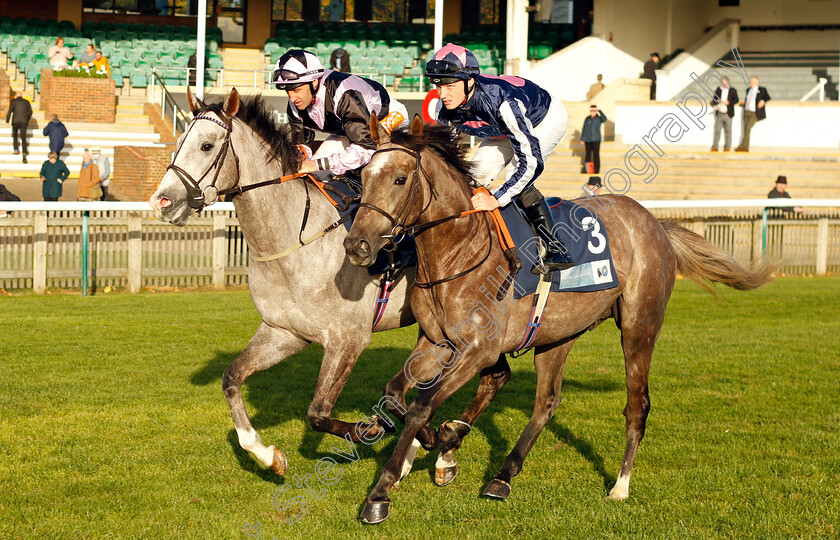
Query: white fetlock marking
xmin=608 ymin=472 xmax=631 ymax=500
xmin=400 ymin=439 xmax=421 ymax=480
xmin=435 ymin=452 xmax=456 ymax=469
xmin=236 ymin=427 xmax=274 ymax=467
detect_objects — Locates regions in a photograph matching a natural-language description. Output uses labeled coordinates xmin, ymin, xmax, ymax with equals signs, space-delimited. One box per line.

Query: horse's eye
xmin=395 ymin=176 xmax=407 ymax=185
xmin=201 ymin=143 xmax=213 ymax=151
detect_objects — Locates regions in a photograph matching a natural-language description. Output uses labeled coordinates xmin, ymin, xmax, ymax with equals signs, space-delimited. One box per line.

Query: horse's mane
xmin=192 ymin=95 xmax=299 ymax=174
xmin=389 ymin=123 xmax=477 ymax=186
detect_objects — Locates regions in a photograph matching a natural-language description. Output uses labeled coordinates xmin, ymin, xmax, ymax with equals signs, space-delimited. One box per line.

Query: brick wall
xmin=40 ymin=69 xmax=116 ymax=123
xmin=144 ymin=103 xmax=178 ymax=144
xmin=0 ymin=1 xmax=58 ymax=21
xmin=0 ymin=70 xmax=10 ymax=120
xmin=112 ymin=145 xmax=173 ymax=201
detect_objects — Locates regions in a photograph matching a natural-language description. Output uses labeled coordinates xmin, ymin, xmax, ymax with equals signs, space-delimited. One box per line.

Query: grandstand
xmin=1 ymin=16 xmax=222 ymax=92
xmin=0 ymin=2 xmax=838 ymax=205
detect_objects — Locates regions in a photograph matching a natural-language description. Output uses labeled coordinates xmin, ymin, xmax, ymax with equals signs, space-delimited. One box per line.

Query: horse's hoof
xmin=360 ymin=500 xmax=390 ymax=524
xmin=357 ymin=417 xmax=386 ymax=440
xmin=482 ymin=479 xmax=511 ymax=499
xmin=268 ymin=446 xmax=287 ymax=476
xmin=434 ymin=465 xmax=457 ymax=486
xmin=607 ymin=488 xmax=629 ymax=501
xmin=373 ymin=414 xmax=397 ymax=433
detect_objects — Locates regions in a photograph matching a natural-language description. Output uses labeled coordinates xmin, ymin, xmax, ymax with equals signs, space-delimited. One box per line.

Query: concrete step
xmin=0 ymin=130 xmax=161 ymax=144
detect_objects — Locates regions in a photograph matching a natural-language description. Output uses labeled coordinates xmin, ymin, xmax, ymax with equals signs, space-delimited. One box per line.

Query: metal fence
xmin=1 ymin=200 xmax=839 ymax=293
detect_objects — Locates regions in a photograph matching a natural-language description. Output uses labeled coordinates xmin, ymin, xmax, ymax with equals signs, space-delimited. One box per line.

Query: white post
xmin=505 ymin=0 xmax=529 ymax=75
xmin=127 ymin=214 xmax=142 ymax=293
xmin=212 ymin=214 xmax=226 ymax=289
xmin=433 ymin=0 xmax=443 ymax=51
xmin=33 ymin=214 xmax=47 ymax=294
xmin=816 ymin=217 xmax=829 ymax=276
xmin=196 ymin=0 xmax=208 ymax=99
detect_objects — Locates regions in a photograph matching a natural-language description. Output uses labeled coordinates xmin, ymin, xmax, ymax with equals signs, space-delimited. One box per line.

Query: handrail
xmin=152 ymin=65 xmax=417 ymax=91
xmin=800 ymin=77 xmax=827 ymax=102
xmin=151 ymin=69 xmax=191 ymax=137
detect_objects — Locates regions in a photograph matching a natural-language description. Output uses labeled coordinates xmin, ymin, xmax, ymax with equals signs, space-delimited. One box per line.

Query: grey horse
xmin=148 ymin=88 xmax=418 ymax=475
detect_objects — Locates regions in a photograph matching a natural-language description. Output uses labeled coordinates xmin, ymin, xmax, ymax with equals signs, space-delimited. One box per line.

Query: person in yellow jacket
xmin=77 ymin=150 xmax=101 ymax=201
xmin=81 ymin=50 xmax=111 ymax=77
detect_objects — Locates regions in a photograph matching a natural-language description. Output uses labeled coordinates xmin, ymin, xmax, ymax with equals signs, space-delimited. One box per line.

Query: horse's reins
xmin=166 ymin=110 xmax=350 ymax=261
xmin=359 ymin=145 xmax=494 ymax=289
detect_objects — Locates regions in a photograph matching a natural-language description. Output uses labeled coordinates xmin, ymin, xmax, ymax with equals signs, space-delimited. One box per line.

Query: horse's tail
xmin=660 ymin=219 xmax=773 ymax=294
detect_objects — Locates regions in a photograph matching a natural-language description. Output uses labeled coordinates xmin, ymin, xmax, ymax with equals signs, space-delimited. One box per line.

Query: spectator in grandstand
xmin=272 ymin=49 xmax=408 ymax=179
xmin=80 ymin=49 xmax=110 ymax=77
xmin=587 ymin=74 xmax=605 ymax=100
xmin=581 ymin=104 xmax=607 ymax=174
xmin=642 ymin=52 xmax=660 ymax=100
xmin=580 ymin=176 xmax=602 ymax=198
xmin=329 ymin=47 xmax=351 ymax=73
xmin=77 ymin=150 xmax=101 ymax=201
xmin=736 ymin=76 xmax=770 ymax=152
xmin=711 ymin=76 xmax=738 ymax=152
xmin=188 ymin=53 xmax=211 ymax=86
xmin=5 ymin=91 xmax=32 ymax=164
xmin=40 ymin=152 xmax=70 ymax=202
xmin=43 ymin=114 xmax=69 ymax=156
xmin=79 ymin=43 xmax=96 ymax=65
xmin=48 ymin=37 xmax=74 ymax=69
xmin=767 ymin=175 xmax=803 ymax=215
xmin=91 ymin=147 xmax=111 ymax=201
xmin=424 ymin=43 xmax=574 ymax=273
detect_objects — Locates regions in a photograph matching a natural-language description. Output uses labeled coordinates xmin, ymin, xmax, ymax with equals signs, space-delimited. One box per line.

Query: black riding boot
xmin=520 ymin=198 xmax=574 ymax=274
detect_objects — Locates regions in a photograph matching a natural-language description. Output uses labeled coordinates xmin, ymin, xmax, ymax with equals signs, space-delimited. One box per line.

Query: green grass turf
xmin=1 ymin=277 xmax=838 ymax=539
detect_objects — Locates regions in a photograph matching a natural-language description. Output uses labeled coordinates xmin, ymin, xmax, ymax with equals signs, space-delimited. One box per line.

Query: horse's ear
xmin=370 ymin=113 xmax=389 ymax=146
xmin=186 ymin=86 xmax=200 ymax=114
xmin=224 ymin=87 xmax=240 ymax=117
xmin=410 ymin=114 xmax=424 ymax=136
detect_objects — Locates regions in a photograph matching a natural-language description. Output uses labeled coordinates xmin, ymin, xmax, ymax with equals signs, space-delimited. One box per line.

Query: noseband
xmin=166 ymin=112 xmax=241 ymax=211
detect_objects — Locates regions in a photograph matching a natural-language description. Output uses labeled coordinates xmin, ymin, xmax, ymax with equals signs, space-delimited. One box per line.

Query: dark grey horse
xmin=149 ymin=89 xmax=417 ymax=475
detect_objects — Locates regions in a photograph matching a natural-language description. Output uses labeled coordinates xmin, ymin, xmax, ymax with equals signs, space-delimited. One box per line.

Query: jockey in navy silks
xmin=424 ymin=43 xmax=574 ymax=273
xmin=273 ymin=49 xmax=408 ymax=178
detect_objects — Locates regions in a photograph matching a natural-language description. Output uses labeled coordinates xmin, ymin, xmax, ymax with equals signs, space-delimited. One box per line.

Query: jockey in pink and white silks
xmin=425 ymin=43 xmax=574 ymax=273
xmin=273 ymin=49 xmax=408 ymax=178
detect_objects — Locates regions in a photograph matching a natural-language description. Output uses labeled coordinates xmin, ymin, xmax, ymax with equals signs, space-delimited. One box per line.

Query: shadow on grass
xmin=193 ymin=344 xmax=412 ymax=476
xmin=195 ymin=344 xmax=621 ymax=493
xmin=547 ymin=422 xmax=616 ymax=491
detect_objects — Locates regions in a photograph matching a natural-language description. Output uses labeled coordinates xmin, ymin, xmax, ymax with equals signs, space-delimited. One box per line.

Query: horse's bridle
xmin=357 ymin=146 xmax=434 ymax=244
xmin=166 ymin=112 xmax=241 ymax=212
xmin=357 ymin=145 xmax=493 ymax=288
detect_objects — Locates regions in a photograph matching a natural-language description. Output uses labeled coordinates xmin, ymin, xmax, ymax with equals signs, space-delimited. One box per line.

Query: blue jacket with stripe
xmin=435 ymin=75 xmax=552 ymax=207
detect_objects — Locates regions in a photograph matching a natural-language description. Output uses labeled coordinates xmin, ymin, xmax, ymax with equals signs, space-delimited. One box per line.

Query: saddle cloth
xmin=499 ymin=198 xmax=620 ymax=300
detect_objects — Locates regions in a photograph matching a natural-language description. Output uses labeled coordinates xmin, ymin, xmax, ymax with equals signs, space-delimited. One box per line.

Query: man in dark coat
xmin=581 ymin=104 xmax=607 ymax=173
xmin=329 ymin=47 xmax=351 ymax=73
xmin=40 ymin=152 xmax=70 ymax=201
xmin=0 ymin=181 xmax=21 ymax=218
xmin=5 ymin=91 xmax=33 ymax=163
xmin=767 ymin=175 xmax=803 ymax=216
xmin=711 ymin=76 xmax=738 ymax=152
xmin=737 ymin=76 xmax=770 ymax=152
xmin=642 ymin=52 xmax=660 ymax=100
xmin=43 ymin=114 xmax=69 ymax=156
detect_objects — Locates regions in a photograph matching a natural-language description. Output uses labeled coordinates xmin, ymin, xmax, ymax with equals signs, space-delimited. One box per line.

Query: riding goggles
xmin=275 ymin=68 xmax=324 ymax=81
xmin=424 ymin=60 xmax=463 ymax=76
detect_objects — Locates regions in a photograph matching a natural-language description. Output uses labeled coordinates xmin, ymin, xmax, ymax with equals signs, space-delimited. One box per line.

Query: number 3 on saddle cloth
xmin=326 ymin=178 xmax=417 ymax=330
xmin=498 ymin=197 xmax=620 ymax=352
